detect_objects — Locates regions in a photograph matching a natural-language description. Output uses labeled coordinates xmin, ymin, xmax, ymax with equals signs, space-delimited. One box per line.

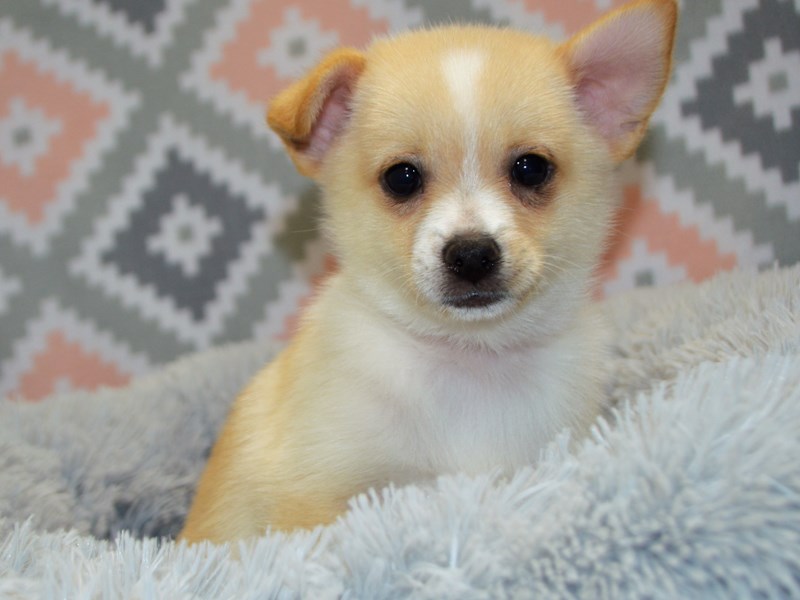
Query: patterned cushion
xmin=0 ymin=0 xmax=798 ymax=400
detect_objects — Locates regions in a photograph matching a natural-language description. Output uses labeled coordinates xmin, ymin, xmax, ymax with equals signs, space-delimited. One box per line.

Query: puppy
xmin=180 ymin=0 xmax=677 ymax=544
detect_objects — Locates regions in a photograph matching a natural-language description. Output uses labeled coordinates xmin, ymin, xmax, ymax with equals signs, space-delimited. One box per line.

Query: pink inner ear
xmin=304 ymin=83 xmax=354 ymax=165
xmin=570 ymin=9 xmax=669 ymax=147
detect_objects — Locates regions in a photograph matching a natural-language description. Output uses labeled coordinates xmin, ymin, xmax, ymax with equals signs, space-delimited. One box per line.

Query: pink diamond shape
xmin=182 ymin=0 xmax=423 ymax=139
xmin=0 ymin=51 xmax=107 ymax=225
xmin=211 ymin=0 xmax=387 ymax=113
xmin=0 ymin=22 xmax=138 ymax=254
xmin=0 ymin=300 xmax=150 ymax=402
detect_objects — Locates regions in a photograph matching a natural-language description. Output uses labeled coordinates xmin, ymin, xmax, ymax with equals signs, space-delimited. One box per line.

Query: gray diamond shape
xmin=680 ymin=0 xmax=800 ymax=185
xmin=102 ymin=150 xmax=265 ymax=320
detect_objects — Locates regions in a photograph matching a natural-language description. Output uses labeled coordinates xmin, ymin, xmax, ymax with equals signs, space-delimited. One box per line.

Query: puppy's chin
xmin=440 ymin=292 xmax=517 ymax=322
xmin=442 ymin=290 xmax=509 ymax=310
xmin=429 ymin=276 xmax=531 ymax=323
xmin=407 ymin=271 xmax=535 ymax=325
xmin=430 ymin=265 xmax=543 ymax=323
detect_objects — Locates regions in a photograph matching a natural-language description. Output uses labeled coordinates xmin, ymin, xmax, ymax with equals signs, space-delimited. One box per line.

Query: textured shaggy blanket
xmin=1 ymin=266 xmax=799 ymax=598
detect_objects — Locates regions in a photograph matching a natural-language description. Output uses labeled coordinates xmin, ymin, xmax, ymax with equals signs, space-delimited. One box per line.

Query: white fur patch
xmin=441 ymin=49 xmax=484 ymax=123
xmin=441 ymin=49 xmax=484 ymax=192
xmin=437 ymin=49 xmax=511 ymax=235
xmin=411 ymin=187 xmax=514 ymax=316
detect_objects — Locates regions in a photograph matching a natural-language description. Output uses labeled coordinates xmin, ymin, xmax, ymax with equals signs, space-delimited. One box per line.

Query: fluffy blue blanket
xmin=1 ymin=266 xmax=799 ymax=598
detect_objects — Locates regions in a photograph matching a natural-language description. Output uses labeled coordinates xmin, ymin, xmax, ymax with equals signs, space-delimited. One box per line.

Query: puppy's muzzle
xmin=441 ymin=234 xmax=507 ymax=309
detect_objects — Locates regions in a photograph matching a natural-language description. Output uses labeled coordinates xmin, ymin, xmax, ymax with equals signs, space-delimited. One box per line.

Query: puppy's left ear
xmin=267 ymin=48 xmax=366 ymax=177
xmin=559 ymin=0 xmax=677 ymax=162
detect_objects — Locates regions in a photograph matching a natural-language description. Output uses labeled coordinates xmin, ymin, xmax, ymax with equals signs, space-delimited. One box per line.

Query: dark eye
xmin=382 ymin=162 xmax=422 ymax=199
xmin=510 ymin=154 xmax=552 ymax=188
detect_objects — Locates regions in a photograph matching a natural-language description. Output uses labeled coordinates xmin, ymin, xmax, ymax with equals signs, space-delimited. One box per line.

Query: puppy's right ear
xmin=267 ymin=49 xmax=366 ymax=177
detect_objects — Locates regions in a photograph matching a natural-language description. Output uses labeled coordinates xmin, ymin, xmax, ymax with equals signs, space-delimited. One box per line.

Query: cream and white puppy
xmin=181 ymin=0 xmax=677 ymax=544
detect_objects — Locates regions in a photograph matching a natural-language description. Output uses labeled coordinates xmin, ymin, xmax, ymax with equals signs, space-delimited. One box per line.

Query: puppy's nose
xmin=442 ymin=235 xmax=501 ymax=284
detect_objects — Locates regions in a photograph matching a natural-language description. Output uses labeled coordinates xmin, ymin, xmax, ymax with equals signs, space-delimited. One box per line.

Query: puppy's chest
xmin=354 ymin=338 xmax=573 ymax=473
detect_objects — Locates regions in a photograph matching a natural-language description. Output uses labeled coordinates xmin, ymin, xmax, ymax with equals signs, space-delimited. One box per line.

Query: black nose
xmin=442 ymin=235 xmax=501 ymax=284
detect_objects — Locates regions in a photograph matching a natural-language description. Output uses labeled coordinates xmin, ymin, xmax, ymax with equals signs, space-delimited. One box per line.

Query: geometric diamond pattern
xmin=0 ymin=20 xmax=138 ymax=255
xmin=1 ymin=0 xmax=798 ymax=401
xmin=0 ymin=299 xmax=150 ymax=402
xmin=598 ymin=183 xmax=740 ymax=297
xmin=146 ymin=193 xmax=224 ymax=279
xmin=0 ymin=97 xmax=63 ymax=178
xmin=71 ymin=116 xmax=294 ymax=348
xmin=601 ymin=238 xmax=688 ymax=298
xmin=182 ymin=0 xmax=423 ymax=139
xmin=657 ymin=0 xmax=800 ymax=221
xmin=734 ymin=38 xmax=800 ymax=133
xmin=257 ymin=8 xmax=341 ymax=80
xmin=40 ymin=0 xmax=195 ymax=67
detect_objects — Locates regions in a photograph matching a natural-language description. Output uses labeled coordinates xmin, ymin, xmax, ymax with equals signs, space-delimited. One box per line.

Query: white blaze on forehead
xmin=441 ymin=49 xmax=484 ymax=192
xmin=441 ymin=49 xmax=484 ymax=123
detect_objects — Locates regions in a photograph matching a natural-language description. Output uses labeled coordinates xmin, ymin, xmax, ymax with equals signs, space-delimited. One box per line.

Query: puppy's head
xmin=269 ymin=0 xmax=677 ymax=343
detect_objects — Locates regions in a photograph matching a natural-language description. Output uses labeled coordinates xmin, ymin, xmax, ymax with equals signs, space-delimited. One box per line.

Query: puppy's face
xmin=269 ymin=1 xmax=677 ymax=339
xmin=327 ymin=31 xmax=609 ymax=327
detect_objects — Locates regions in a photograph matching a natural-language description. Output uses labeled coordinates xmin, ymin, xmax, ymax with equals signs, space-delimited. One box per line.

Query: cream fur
xmin=181 ymin=0 xmax=678 ymax=544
